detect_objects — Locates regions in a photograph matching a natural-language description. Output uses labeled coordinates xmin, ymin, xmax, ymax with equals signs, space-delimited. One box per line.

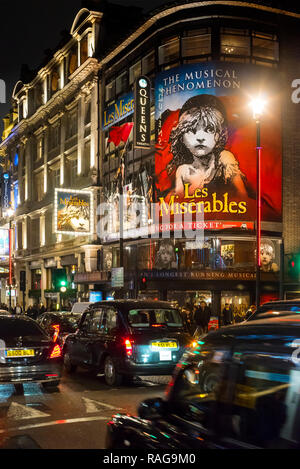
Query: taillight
xmin=49 ymin=344 xmax=62 ymax=359
xmin=51 ymin=324 xmax=60 ymax=342
xmin=124 ymin=339 xmax=133 ymax=358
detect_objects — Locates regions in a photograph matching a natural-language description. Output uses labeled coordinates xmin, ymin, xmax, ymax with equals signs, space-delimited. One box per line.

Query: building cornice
xmin=100 ymin=1 xmax=300 ymax=68
xmin=0 ymin=58 xmax=100 ymax=151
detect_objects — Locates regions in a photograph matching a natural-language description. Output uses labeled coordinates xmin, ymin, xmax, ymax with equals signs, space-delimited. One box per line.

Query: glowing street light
xmin=250 ymin=96 xmax=267 ymax=308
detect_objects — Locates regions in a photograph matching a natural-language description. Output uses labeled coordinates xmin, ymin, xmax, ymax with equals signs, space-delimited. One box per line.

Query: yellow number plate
xmin=5 ymin=349 xmax=35 ymax=357
xmin=151 ymin=341 xmax=177 ymax=349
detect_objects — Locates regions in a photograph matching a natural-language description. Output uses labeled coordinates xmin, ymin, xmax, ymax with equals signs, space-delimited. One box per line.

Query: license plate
xmin=151 ymin=341 xmax=177 ymax=349
xmin=159 ymin=350 xmax=172 ymax=361
xmin=5 ymin=349 xmax=35 ymax=357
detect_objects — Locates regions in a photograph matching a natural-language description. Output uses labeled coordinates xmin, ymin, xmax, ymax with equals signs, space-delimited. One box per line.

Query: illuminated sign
xmin=155 ymin=62 xmax=282 ymax=229
xmin=1 ymin=172 xmax=11 ymax=210
xmin=103 ymin=92 xmax=134 ymax=130
xmin=89 ymin=291 xmax=103 ymax=302
xmin=54 ymin=188 xmax=93 ymax=235
xmin=134 ymin=76 xmax=151 ymax=149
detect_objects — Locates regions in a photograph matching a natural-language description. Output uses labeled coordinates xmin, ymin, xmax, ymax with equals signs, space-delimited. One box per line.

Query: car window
xmin=168 ymin=346 xmax=229 ymax=429
xmin=86 ymin=310 xmax=103 ymax=333
xmin=218 ymin=349 xmax=300 ymax=448
xmin=128 ymin=309 xmax=183 ymax=328
xmin=0 ymin=319 xmax=47 ymax=338
xmin=101 ymin=308 xmax=118 ymax=334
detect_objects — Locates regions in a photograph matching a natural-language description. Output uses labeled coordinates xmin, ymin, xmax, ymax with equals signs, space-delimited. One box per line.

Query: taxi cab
xmin=63 ymin=300 xmax=193 ymax=386
xmin=106 ymin=312 xmax=300 ymax=449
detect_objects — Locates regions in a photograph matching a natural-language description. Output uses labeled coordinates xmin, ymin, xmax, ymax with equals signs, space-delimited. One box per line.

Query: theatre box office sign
xmin=54 ymin=188 xmax=93 ymax=235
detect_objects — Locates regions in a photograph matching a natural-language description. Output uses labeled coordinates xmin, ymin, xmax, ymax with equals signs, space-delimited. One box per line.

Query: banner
xmin=155 ymin=62 xmax=282 ymax=228
xmin=0 ymin=229 xmax=9 ymax=256
xmin=54 ymin=189 xmax=93 ymax=235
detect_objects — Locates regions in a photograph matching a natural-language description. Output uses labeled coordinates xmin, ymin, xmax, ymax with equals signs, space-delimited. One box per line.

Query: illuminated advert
xmin=0 ymin=229 xmax=9 ymax=257
xmin=54 ymin=189 xmax=93 ymax=235
xmin=155 ymin=62 xmax=282 ymax=229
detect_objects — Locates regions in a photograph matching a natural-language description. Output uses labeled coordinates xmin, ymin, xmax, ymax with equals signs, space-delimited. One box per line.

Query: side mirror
xmin=137 ymin=398 xmax=165 ymax=420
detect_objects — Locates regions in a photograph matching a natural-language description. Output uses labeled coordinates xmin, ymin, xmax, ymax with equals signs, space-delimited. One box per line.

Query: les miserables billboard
xmin=155 ymin=62 xmax=282 ymax=230
xmin=54 ymin=188 xmax=93 ymax=235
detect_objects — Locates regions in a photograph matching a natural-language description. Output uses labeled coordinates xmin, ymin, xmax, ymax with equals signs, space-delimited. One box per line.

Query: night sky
xmin=0 ymin=0 xmax=168 ymax=132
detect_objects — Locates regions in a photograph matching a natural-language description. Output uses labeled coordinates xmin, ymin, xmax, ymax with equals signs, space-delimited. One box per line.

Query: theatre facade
xmin=97 ymin=0 xmax=300 ymax=316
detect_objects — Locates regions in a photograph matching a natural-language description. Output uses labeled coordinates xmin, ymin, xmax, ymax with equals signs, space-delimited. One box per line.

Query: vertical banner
xmin=134 ymin=76 xmax=151 ymax=149
xmin=1 ymin=172 xmax=11 ymax=212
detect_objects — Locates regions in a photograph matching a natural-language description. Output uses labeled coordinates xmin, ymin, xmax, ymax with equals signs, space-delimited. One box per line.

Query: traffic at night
xmin=0 ymin=0 xmax=300 ymax=459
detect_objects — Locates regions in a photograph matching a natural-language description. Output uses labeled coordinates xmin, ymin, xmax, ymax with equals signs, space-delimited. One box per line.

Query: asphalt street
xmin=0 ymin=369 xmax=170 ymax=449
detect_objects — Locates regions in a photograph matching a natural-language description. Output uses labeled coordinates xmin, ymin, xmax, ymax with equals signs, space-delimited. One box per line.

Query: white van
xmin=70 ymin=302 xmax=92 ymax=314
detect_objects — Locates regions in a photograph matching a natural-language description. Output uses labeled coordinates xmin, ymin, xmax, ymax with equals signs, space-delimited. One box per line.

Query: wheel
xmin=104 ymin=356 xmax=122 ymax=386
xmin=63 ymin=351 xmax=77 ymax=373
xmin=43 ymin=380 xmax=60 ymax=389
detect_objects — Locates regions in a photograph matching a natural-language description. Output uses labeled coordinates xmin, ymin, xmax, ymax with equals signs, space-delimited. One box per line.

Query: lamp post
xmin=250 ymin=97 xmax=266 ymax=309
xmin=6 ymin=207 xmax=14 ymax=312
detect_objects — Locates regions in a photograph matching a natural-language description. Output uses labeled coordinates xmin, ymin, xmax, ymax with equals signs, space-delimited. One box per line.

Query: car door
xmin=212 ymin=341 xmax=300 ymax=449
xmin=164 ymin=342 xmax=232 ymax=448
xmin=67 ymin=309 xmax=103 ymax=366
xmin=95 ymin=307 xmax=120 ymax=366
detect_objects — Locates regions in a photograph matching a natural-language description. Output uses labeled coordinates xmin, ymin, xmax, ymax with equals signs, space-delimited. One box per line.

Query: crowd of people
xmin=181 ymin=300 xmax=256 ymax=336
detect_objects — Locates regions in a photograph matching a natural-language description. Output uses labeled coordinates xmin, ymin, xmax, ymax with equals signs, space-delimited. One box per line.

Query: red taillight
xmin=152 ymin=324 xmax=164 ymax=327
xmin=124 ymin=339 xmax=133 ymax=358
xmin=51 ymin=324 xmax=60 ymax=342
xmin=49 ymin=344 xmax=62 ymax=359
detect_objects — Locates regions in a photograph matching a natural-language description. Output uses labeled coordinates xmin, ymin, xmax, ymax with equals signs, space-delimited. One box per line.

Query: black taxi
xmin=63 ymin=300 xmax=193 ymax=386
xmin=106 ymin=312 xmax=300 ymax=449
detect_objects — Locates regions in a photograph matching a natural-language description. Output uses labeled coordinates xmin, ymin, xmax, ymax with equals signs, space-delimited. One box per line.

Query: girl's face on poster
xmin=160 ymin=246 xmax=173 ymax=264
xmin=180 ymin=109 xmax=222 ymax=158
xmin=260 ymin=246 xmax=273 ymax=266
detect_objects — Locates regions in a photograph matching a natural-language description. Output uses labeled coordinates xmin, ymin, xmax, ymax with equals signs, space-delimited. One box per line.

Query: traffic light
xmin=52 ymin=268 xmax=68 ymax=292
xmin=141 ymin=276 xmax=147 ymax=288
xmin=288 ymin=255 xmax=300 ymax=280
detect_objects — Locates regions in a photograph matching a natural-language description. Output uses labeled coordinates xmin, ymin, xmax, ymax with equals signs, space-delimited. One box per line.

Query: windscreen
xmin=128 ymin=309 xmax=183 ymax=328
xmin=59 ymin=315 xmax=80 ymax=333
xmin=0 ymin=319 xmax=47 ymax=339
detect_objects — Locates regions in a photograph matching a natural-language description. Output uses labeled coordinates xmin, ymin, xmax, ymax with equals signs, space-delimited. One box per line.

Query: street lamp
xmin=5 ymin=207 xmax=14 ymax=312
xmin=250 ymin=97 xmax=266 ymax=309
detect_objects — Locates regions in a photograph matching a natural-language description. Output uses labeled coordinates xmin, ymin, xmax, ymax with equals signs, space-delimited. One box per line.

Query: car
xmin=63 ymin=300 xmax=194 ymax=386
xmin=36 ymin=312 xmax=82 ymax=346
xmin=106 ymin=312 xmax=300 ymax=449
xmin=0 ymin=315 xmax=63 ymax=388
xmin=0 ymin=309 xmax=11 ymax=315
xmin=247 ymin=299 xmax=300 ymax=321
xmin=70 ymin=302 xmax=92 ymax=314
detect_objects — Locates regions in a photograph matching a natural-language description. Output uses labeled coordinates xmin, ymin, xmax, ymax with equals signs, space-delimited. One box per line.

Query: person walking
xmin=222 ymin=303 xmax=233 ymax=326
xmin=194 ymin=301 xmax=212 ymax=336
xmin=245 ymin=304 xmax=256 ymax=320
xmin=15 ymin=303 xmax=22 ymax=315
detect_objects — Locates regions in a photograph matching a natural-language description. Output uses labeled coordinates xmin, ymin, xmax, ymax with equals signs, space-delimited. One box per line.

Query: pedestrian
xmin=193 ymin=300 xmax=212 ymax=336
xmin=38 ymin=303 xmax=46 ymax=316
xmin=245 ymin=304 xmax=256 ymax=320
xmin=31 ymin=304 xmax=39 ymax=320
xmin=222 ymin=303 xmax=233 ymax=326
xmin=26 ymin=305 xmax=33 ymax=318
xmin=15 ymin=303 xmax=22 ymax=315
xmin=181 ymin=306 xmax=195 ymax=335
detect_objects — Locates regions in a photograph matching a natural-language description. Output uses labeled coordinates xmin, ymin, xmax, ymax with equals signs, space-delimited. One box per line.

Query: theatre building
xmin=98 ymin=0 xmax=300 ymax=318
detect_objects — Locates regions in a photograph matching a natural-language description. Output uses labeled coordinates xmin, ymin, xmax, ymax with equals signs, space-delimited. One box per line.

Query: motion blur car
xmin=247 ymin=299 xmax=300 ymax=321
xmin=63 ymin=300 xmax=193 ymax=386
xmin=107 ymin=312 xmax=300 ymax=449
xmin=36 ymin=312 xmax=81 ymax=346
xmin=0 ymin=315 xmax=62 ymax=387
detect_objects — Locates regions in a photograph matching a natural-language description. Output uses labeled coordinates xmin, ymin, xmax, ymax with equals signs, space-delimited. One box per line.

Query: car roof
xmin=0 ymin=315 xmax=35 ymax=323
xmin=89 ymin=299 xmax=176 ymax=311
xmin=260 ymin=299 xmax=300 ymax=306
xmin=207 ymin=312 xmax=300 ymax=341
